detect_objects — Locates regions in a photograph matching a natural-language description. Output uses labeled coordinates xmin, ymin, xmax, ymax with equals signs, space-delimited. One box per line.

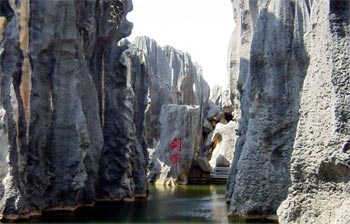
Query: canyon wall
xmin=228 ymin=0 xmax=349 ymax=223
xmin=0 ymin=0 xmax=148 ymax=220
xmin=278 ymin=1 xmax=350 ymax=223
xmin=227 ymin=0 xmax=309 ymax=218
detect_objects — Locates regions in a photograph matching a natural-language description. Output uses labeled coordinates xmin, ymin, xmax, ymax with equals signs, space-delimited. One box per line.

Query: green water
xmin=29 ymin=185 xmax=276 ymax=224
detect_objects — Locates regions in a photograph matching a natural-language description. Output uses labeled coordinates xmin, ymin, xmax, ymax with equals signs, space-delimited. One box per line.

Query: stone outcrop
xmin=131 ymin=36 xmax=210 ymax=151
xmin=148 ymin=104 xmax=201 ymax=186
xmin=278 ymin=1 xmax=350 ymax=223
xmin=0 ymin=0 xmax=147 ymax=220
xmin=227 ymin=0 xmax=309 ymax=219
xmin=130 ymin=36 xmax=211 ymax=183
xmin=201 ymin=86 xmax=237 ymax=170
xmin=163 ymin=45 xmax=205 ymax=106
xmin=119 ymin=39 xmax=149 ymax=197
xmin=132 ymin=36 xmax=172 ymax=149
xmin=208 ymin=121 xmax=237 ymax=169
xmin=209 ymin=85 xmax=234 ymax=114
xmin=227 ymin=0 xmax=349 ymax=222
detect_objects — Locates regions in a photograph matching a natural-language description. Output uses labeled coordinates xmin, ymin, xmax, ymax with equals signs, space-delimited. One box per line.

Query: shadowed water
xmin=22 ymin=185 xmax=276 ymax=224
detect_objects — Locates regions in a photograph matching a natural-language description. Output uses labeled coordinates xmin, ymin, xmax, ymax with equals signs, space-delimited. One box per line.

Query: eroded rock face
xmin=0 ymin=6 xmax=25 ymax=218
xmin=0 ymin=0 xmax=147 ymax=220
xmin=278 ymin=1 xmax=350 ymax=223
xmin=227 ymin=0 xmax=310 ymax=219
xmin=0 ymin=108 xmax=8 ymax=198
xmin=149 ymin=104 xmax=201 ymax=186
xmin=132 ymin=36 xmax=209 ymax=151
xmin=132 ymin=36 xmax=172 ymax=149
xmin=163 ymin=45 xmax=203 ymax=106
xmin=118 ymin=39 xmax=149 ymax=197
xmin=228 ymin=0 xmax=350 ymax=221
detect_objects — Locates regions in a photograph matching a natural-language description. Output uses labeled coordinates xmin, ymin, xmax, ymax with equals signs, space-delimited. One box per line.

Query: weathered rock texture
xmin=132 ymin=36 xmax=209 ymax=150
xmin=0 ymin=0 xmax=147 ymax=220
xmin=278 ymin=1 xmax=350 ymax=223
xmin=149 ymin=104 xmax=201 ymax=186
xmin=227 ymin=0 xmax=310 ymax=219
xmin=132 ymin=36 xmax=172 ymax=149
xmin=130 ymin=36 xmax=211 ymax=183
xmin=227 ymin=0 xmax=350 ymax=222
xmin=163 ymin=45 xmax=205 ymax=106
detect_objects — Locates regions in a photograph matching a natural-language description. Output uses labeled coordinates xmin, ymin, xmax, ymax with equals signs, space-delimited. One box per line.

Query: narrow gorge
xmin=0 ymin=0 xmax=349 ymax=223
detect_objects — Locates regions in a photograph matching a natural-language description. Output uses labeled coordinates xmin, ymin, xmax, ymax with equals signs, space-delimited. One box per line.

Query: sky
xmin=127 ymin=0 xmax=234 ymax=88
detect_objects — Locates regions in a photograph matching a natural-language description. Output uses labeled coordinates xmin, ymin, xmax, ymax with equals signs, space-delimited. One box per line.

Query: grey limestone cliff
xmin=129 ymin=36 xmax=211 ymax=183
xmin=227 ymin=0 xmax=350 ymax=222
xmin=0 ymin=0 xmax=147 ymax=220
xmin=278 ymin=1 xmax=350 ymax=223
xmin=227 ymin=0 xmax=310 ymax=219
xmin=149 ymin=104 xmax=201 ymax=186
xmin=132 ymin=36 xmax=172 ymax=149
xmin=132 ymin=36 xmax=210 ymax=152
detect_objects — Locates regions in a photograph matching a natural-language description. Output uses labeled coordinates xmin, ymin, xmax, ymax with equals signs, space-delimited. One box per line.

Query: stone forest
xmin=0 ymin=0 xmax=349 ymax=223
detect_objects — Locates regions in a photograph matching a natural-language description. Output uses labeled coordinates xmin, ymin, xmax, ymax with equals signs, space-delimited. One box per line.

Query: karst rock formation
xmin=0 ymin=0 xmax=148 ymax=220
xmin=227 ymin=0 xmax=349 ymax=223
xmin=0 ymin=0 xmax=213 ymax=220
xmin=0 ymin=0 xmax=349 ymax=223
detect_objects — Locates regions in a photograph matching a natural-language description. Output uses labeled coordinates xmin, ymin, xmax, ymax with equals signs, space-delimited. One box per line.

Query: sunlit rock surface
xmin=202 ymin=85 xmax=237 ymax=171
xmin=149 ymin=104 xmax=201 ymax=186
xmin=209 ymin=121 xmax=237 ymax=169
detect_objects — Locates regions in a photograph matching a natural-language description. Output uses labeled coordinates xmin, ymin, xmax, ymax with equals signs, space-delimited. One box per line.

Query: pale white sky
xmin=127 ymin=0 xmax=234 ymax=88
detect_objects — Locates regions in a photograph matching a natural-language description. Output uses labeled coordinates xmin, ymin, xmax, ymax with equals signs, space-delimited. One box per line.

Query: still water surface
xmin=34 ymin=185 xmax=275 ymax=224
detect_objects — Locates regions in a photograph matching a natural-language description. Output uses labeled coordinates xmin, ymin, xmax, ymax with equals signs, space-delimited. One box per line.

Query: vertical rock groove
xmin=228 ymin=0 xmax=349 ymax=223
xmin=227 ymin=0 xmax=310 ymax=219
xmin=0 ymin=0 xmax=147 ymax=220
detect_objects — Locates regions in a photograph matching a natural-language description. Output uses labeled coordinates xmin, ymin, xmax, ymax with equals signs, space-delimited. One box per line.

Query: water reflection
xmin=27 ymin=185 xmax=276 ymax=224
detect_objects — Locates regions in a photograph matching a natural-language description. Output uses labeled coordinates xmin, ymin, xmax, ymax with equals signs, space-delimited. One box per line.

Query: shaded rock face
xmin=149 ymin=105 xmax=200 ymax=186
xmin=118 ymin=39 xmax=149 ymax=197
xmin=0 ymin=0 xmax=147 ymax=220
xmin=227 ymin=0 xmax=310 ymax=219
xmin=278 ymin=1 xmax=350 ymax=223
xmin=132 ymin=36 xmax=172 ymax=149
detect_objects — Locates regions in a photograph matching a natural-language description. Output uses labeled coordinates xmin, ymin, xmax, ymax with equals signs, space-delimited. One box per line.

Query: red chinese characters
xmin=169 ymin=138 xmax=182 ymax=151
xmin=170 ymin=153 xmax=181 ymax=165
xmin=169 ymin=137 xmax=182 ymax=165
